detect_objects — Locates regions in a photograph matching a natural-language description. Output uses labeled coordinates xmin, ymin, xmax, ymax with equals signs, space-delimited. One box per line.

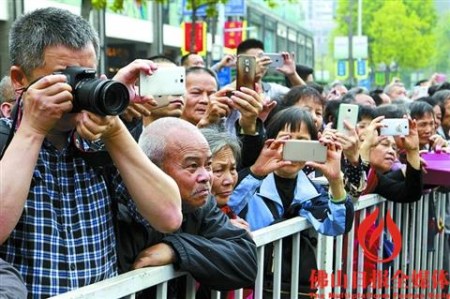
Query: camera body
xmin=55 ymin=66 xmax=130 ymax=116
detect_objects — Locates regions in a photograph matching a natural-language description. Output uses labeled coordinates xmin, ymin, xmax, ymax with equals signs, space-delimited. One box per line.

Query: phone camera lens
xmin=180 ymin=79 xmax=184 ymax=83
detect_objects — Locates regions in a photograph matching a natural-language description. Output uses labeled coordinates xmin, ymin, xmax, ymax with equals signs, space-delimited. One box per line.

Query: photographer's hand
xmin=76 ymin=110 xmax=117 ymax=141
xmin=113 ymin=59 xmax=158 ymax=104
xmin=20 ymin=74 xmax=73 ymax=136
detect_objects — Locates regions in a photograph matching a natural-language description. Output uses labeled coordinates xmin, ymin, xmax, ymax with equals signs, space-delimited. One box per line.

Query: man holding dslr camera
xmin=0 ymin=7 xmax=182 ymax=297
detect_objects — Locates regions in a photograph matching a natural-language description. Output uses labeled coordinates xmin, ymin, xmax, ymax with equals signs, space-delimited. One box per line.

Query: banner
xmin=181 ymin=21 xmax=207 ymax=56
xmin=224 ymin=21 xmax=246 ymax=49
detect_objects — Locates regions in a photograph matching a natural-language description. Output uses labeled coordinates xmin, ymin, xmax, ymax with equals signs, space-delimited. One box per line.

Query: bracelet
xmin=329 ymin=190 xmax=347 ymax=203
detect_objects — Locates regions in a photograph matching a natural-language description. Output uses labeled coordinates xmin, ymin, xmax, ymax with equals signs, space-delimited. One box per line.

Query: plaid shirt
xmin=0 ymin=138 xmax=141 ymax=298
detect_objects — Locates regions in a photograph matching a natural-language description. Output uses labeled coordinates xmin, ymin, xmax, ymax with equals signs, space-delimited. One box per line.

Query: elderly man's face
xmin=162 ymin=130 xmax=213 ymax=210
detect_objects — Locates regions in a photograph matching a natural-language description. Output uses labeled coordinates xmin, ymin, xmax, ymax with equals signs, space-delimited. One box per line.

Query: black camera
xmin=54 ymin=66 xmax=129 ymax=116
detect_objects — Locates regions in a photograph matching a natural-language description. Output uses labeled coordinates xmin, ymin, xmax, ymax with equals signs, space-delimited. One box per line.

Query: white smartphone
xmin=337 ymin=103 xmax=359 ymax=134
xmin=139 ymin=67 xmax=186 ymax=98
xmin=265 ymin=53 xmax=284 ymax=69
xmin=282 ymin=140 xmax=327 ymax=163
xmin=380 ymin=118 xmax=409 ymax=136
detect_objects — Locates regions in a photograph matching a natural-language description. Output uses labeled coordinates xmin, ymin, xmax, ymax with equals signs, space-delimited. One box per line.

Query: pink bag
xmin=421 ymin=152 xmax=450 ymax=187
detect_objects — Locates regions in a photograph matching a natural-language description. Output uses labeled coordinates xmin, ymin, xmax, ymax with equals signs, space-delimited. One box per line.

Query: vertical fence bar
xmin=186 ymin=275 xmax=196 ymax=299
xmin=334 ymin=235 xmax=344 ymax=295
xmin=156 ymin=281 xmax=168 ymax=299
xmin=376 ymin=202 xmax=386 ymax=296
xmin=356 ymin=209 xmax=366 ymax=296
xmin=421 ymin=194 xmax=430 ymax=298
xmin=290 ymin=232 xmax=300 ymax=298
xmin=386 ymin=201 xmax=394 ymax=297
xmin=345 ymin=213 xmax=356 ymax=297
xmin=273 ymin=239 xmax=283 ymax=299
xmin=400 ymin=203 xmax=409 ymax=297
xmin=413 ymin=196 xmax=424 ymax=297
xmin=317 ymin=234 xmax=333 ymax=297
xmin=254 ymin=246 xmax=265 ymax=299
xmin=408 ymin=200 xmax=417 ymax=296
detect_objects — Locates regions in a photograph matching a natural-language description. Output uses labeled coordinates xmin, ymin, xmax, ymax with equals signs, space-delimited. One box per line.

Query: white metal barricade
xmin=50 ymin=190 xmax=449 ymax=299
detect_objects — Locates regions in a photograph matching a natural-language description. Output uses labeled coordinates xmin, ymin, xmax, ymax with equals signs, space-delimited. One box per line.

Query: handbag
xmin=420 ymin=152 xmax=450 ymax=187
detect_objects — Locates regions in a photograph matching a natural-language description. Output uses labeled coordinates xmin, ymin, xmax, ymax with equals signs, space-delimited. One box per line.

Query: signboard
xmin=336 ymin=60 xmax=348 ymax=79
xmin=334 ymin=35 xmax=368 ymax=59
xmin=353 ymin=36 xmax=368 ymax=59
xmin=334 ymin=36 xmax=349 ymax=60
xmin=355 ymin=59 xmax=368 ymax=79
xmin=224 ymin=21 xmax=246 ymax=49
xmin=375 ymin=72 xmax=386 ymax=87
xmin=182 ymin=0 xmax=245 ymax=17
xmin=181 ymin=21 xmax=207 ymax=56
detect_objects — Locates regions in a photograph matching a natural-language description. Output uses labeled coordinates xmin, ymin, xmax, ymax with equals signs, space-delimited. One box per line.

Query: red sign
xmin=183 ymin=21 xmax=205 ymax=54
xmin=224 ymin=21 xmax=245 ymax=49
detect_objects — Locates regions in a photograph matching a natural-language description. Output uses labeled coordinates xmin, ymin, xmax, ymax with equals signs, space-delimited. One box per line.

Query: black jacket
xmin=117 ymin=196 xmax=257 ymax=292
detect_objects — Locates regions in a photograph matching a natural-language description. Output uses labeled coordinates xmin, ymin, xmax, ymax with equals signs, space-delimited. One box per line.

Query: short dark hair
xmin=266 ymin=106 xmax=318 ymax=140
xmin=237 ymin=39 xmax=265 ymax=55
xmin=285 ymin=64 xmax=314 ymax=87
xmin=148 ymin=55 xmax=177 ymax=65
xmin=375 ymin=103 xmax=408 ymax=119
xmin=281 ymin=85 xmax=325 ymax=109
xmin=409 ymin=101 xmax=434 ymax=120
xmin=358 ymin=104 xmax=376 ymax=122
xmin=369 ymin=88 xmax=384 ymax=106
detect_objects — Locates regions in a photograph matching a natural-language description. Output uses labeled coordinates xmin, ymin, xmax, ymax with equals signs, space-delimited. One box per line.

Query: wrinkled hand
xmin=197 ymin=89 xmax=232 ymax=127
xmin=121 ymin=100 xmax=157 ymax=122
xmin=75 ymin=110 xmax=120 ymax=141
xmin=333 ymin=121 xmax=360 ymax=165
xmin=250 ymin=138 xmax=292 ymax=177
xmin=132 ymin=243 xmax=176 ymax=269
xmin=229 ymin=87 xmax=263 ymax=134
xmin=360 ymin=116 xmax=387 ymax=159
xmin=218 ymin=54 xmax=236 ymax=69
xmin=255 ymin=55 xmax=271 ymax=81
xmin=394 ymin=116 xmax=419 ymax=153
xmin=428 ymin=134 xmax=448 ymax=152
xmin=306 ymin=135 xmax=343 ymax=182
xmin=113 ymin=59 xmax=158 ymax=105
xmin=20 ymin=74 xmax=73 ymax=136
xmin=230 ymin=217 xmax=251 ymax=233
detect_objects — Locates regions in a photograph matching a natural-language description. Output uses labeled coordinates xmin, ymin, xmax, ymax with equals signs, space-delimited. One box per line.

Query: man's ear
xmin=0 ymin=102 xmax=13 ymax=118
xmin=10 ymin=66 xmax=28 ymax=90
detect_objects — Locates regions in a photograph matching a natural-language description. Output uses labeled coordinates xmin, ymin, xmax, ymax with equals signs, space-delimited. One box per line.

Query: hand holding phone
xmin=264 ymin=53 xmax=284 ymax=69
xmin=337 ymin=104 xmax=359 ymax=134
xmin=139 ymin=66 xmax=185 ymax=98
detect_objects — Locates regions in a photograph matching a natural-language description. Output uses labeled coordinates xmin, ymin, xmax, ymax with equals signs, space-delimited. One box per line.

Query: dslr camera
xmin=54 ymin=66 xmax=129 ymax=116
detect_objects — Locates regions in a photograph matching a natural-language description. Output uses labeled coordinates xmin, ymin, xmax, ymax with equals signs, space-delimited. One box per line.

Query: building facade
xmin=0 ymin=0 xmax=314 ymax=77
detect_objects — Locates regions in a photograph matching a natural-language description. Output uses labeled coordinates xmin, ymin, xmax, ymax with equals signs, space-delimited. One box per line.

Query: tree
xmin=432 ymin=11 xmax=450 ymax=73
xmin=333 ymin=0 xmax=437 ymax=78
xmin=367 ymin=0 xmax=435 ymax=70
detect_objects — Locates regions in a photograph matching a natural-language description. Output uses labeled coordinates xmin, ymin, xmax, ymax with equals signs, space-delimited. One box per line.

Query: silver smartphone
xmin=380 ymin=118 xmax=409 ymax=136
xmin=337 ymin=103 xmax=359 ymax=134
xmin=139 ymin=67 xmax=186 ymax=99
xmin=265 ymin=53 xmax=284 ymax=69
xmin=282 ymin=140 xmax=327 ymax=163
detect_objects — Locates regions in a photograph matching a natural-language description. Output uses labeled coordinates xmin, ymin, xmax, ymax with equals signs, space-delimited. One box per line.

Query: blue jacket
xmin=228 ymin=171 xmax=354 ymax=236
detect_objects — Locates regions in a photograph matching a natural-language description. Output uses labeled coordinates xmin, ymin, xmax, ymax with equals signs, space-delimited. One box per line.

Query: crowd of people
xmin=0 ymin=7 xmax=449 ymax=299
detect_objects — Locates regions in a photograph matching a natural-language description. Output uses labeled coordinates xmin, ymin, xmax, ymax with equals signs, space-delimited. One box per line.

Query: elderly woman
xmin=200 ymin=126 xmax=250 ymax=231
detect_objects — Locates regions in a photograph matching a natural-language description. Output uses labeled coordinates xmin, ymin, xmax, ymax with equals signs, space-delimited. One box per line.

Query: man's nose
xmin=197 ymin=167 xmax=212 ymax=183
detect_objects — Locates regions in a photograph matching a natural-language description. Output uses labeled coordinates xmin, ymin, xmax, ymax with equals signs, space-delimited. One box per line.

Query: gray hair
xmin=9 ymin=7 xmax=100 ymax=77
xmin=138 ymin=117 xmax=200 ymax=167
xmin=200 ymin=126 xmax=241 ymax=162
xmin=0 ymin=76 xmax=15 ymax=104
xmin=383 ymin=82 xmax=405 ymax=95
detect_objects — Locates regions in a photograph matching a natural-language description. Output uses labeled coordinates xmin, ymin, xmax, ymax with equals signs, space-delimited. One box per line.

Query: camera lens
xmin=75 ymin=79 xmax=130 ymax=116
